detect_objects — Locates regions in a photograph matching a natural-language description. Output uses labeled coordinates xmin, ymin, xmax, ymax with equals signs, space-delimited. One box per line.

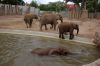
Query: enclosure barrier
xmin=0 ymin=4 xmax=40 ymax=16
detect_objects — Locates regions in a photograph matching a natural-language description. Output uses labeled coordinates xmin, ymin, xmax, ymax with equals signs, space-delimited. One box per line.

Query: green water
xmin=0 ymin=33 xmax=100 ymax=66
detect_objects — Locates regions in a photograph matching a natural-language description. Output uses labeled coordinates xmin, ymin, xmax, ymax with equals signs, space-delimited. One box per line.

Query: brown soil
xmin=0 ymin=15 xmax=100 ymax=39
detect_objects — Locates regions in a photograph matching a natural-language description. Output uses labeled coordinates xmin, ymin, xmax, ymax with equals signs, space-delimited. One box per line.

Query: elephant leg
xmin=29 ymin=19 xmax=33 ymax=28
xmin=59 ymin=33 xmax=62 ymax=38
xmin=61 ymin=34 xmax=65 ymax=39
xmin=45 ymin=24 xmax=48 ymax=30
xmin=69 ymin=29 xmax=74 ymax=39
xmin=69 ymin=34 xmax=74 ymax=39
xmin=53 ymin=24 xmax=56 ymax=30
xmin=26 ymin=22 xmax=28 ymax=28
xmin=69 ymin=32 xmax=74 ymax=39
xmin=24 ymin=20 xmax=29 ymax=28
xmin=59 ymin=32 xmax=65 ymax=39
xmin=40 ymin=24 xmax=43 ymax=31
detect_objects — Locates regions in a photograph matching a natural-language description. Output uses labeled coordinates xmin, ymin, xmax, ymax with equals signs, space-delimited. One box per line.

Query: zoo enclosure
xmin=0 ymin=4 xmax=40 ymax=16
xmin=0 ymin=4 xmax=100 ymax=20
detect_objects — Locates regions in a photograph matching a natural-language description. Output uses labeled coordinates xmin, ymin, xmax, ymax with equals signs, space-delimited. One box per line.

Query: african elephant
xmin=24 ymin=13 xmax=38 ymax=28
xmin=31 ymin=47 xmax=70 ymax=56
xmin=58 ymin=22 xmax=79 ymax=39
xmin=41 ymin=12 xmax=63 ymax=23
xmin=39 ymin=13 xmax=58 ymax=30
xmin=56 ymin=13 xmax=63 ymax=23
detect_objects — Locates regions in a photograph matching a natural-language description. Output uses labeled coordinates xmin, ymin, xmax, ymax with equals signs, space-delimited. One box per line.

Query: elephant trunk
xmin=76 ymin=25 xmax=79 ymax=35
xmin=60 ymin=18 xmax=63 ymax=23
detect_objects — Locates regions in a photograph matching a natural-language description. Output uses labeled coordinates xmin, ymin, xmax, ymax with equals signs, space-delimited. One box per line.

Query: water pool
xmin=0 ymin=33 xmax=100 ymax=66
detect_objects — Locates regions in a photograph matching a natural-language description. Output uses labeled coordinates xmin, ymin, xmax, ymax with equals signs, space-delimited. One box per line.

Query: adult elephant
xmin=31 ymin=47 xmax=70 ymax=56
xmin=58 ymin=22 xmax=79 ymax=39
xmin=41 ymin=12 xmax=63 ymax=23
xmin=39 ymin=13 xmax=58 ymax=30
xmin=24 ymin=13 xmax=38 ymax=28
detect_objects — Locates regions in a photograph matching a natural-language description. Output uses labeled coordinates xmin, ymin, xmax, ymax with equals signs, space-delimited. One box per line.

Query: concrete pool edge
xmin=0 ymin=29 xmax=94 ymax=45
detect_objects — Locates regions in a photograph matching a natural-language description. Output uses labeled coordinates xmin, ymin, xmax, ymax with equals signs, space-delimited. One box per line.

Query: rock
xmin=82 ymin=59 xmax=100 ymax=66
xmin=93 ymin=32 xmax=100 ymax=48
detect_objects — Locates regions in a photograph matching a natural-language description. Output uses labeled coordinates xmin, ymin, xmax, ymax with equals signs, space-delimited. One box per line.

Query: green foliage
xmin=1 ymin=0 xmax=25 ymax=5
xmin=39 ymin=1 xmax=65 ymax=12
xmin=30 ymin=0 xmax=38 ymax=8
xmin=87 ymin=0 xmax=98 ymax=12
xmin=0 ymin=0 xmax=1 ymax=3
xmin=73 ymin=0 xmax=82 ymax=5
xmin=38 ymin=4 xmax=48 ymax=11
xmin=49 ymin=1 xmax=65 ymax=12
xmin=96 ymin=3 xmax=100 ymax=12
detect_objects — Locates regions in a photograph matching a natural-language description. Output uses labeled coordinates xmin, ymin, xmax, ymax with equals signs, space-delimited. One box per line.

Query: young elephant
xmin=24 ymin=13 xmax=38 ymax=28
xmin=58 ymin=22 xmax=79 ymax=39
xmin=56 ymin=14 xmax=63 ymax=23
xmin=39 ymin=13 xmax=58 ymax=30
xmin=31 ymin=47 xmax=70 ymax=56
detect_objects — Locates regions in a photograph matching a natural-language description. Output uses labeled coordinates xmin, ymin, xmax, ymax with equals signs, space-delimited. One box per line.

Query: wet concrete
xmin=0 ymin=29 xmax=93 ymax=45
xmin=0 ymin=32 xmax=100 ymax=66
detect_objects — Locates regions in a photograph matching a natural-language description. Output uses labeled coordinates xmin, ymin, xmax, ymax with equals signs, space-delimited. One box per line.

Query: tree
xmin=48 ymin=1 xmax=65 ymax=12
xmin=38 ymin=1 xmax=65 ymax=12
xmin=1 ymin=0 xmax=25 ymax=5
xmin=97 ymin=3 xmax=100 ymax=12
xmin=38 ymin=4 xmax=48 ymax=11
xmin=30 ymin=0 xmax=38 ymax=8
xmin=87 ymin=0 xmax=97 ymax=13
xmin=0 ymin=0 xmax=1 ymax=3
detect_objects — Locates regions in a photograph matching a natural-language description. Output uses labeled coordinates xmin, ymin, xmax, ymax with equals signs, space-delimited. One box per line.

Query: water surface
xmin=0 ymin=33 xmax=100 ymax=66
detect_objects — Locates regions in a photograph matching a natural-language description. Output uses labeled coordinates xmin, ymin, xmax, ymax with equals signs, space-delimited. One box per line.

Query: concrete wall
xmin=0 ymin=4 xmax=40 ymax=16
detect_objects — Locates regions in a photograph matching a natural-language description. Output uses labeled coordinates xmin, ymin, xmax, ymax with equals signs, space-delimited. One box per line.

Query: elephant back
xmin=40 ymin=13 xmax=57 ymax=24
xmin=24 ymin=13 xmax=38 ymax=20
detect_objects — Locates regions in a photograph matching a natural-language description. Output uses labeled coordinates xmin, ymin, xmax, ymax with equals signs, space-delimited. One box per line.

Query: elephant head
xmin=31 ymin=14 xmax=38 ymax=20
xmin=58 ymin=47 xmax=70 ymax=55
xmin=56 ymin=14 xmax=63 ymax=23
xmin=72 ymin=23 xmax=79 ymax=35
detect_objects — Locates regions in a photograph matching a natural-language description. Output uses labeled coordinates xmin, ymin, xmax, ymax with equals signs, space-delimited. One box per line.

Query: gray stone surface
xmin=82 ymin=59 xmax=100 ymax=66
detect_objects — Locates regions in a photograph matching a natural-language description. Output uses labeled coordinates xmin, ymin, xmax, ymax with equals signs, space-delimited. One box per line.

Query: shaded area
xmin=0 ymin=33 xmax=100 ymax=66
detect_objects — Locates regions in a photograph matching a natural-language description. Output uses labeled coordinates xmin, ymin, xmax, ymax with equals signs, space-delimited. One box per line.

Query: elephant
xmin=56 ymin=13 xmax=63 ymax=23
xmin=41 ymin=12 xmax=63 ymax=23
xmin=39 ymin=13 xmax=58 ymax=30
xmin=24 ymin=13 xmax=38 ymax=28
xmin=58 ymin=22 xmax=79 ymax=39
xmin=31 ymin=47 xmax=70 ymax=56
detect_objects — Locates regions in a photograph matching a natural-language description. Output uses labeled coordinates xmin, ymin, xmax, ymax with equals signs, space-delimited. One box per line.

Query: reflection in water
xmin=0 ymin=33 xmax=100 ymax=66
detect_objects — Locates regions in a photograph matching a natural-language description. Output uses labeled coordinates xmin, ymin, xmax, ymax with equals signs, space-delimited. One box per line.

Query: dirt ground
xmin=0 ymin=15 xmax=100 ymax=39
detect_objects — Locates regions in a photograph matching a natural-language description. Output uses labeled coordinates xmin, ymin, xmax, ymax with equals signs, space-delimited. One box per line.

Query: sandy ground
xmin=0 ymin=15 xmax=100 ymax=40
